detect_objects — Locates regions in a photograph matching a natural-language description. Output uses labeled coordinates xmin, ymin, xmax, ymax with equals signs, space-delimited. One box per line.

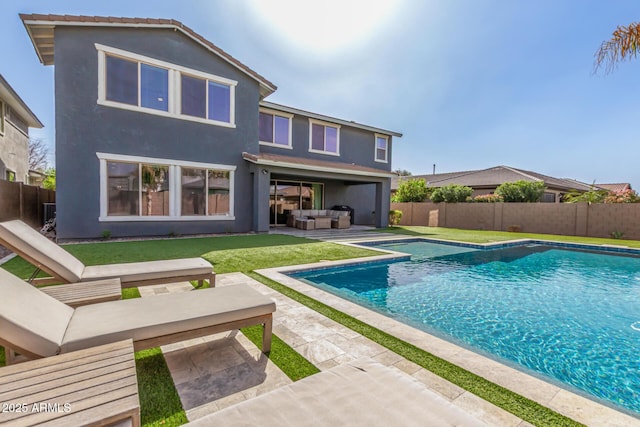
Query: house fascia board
xmin=244 ymin=156 xmax=395 ymax=179
xmin=21 ymin=17 xmax=277 ymax=97
xmin=0 ymin=75 xmax=43 ymax=128
xmin=260 ymin=101 xmax=402 ymax=138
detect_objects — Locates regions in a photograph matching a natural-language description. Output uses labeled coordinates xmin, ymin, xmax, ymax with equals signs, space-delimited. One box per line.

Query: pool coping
xmin=257 ymin=236 xmax=640 ymax=427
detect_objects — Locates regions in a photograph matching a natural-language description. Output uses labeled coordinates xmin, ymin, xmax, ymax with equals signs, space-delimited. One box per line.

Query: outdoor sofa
xmin=186 ymin=358 xmax=486 ymax=426
xmin=287 ymin=209 xmax=351 ymax=229
xmin=0 ymin=220 xmax=215 ymax=288
xmin=0 ymin=267 xmax=275 ymax=364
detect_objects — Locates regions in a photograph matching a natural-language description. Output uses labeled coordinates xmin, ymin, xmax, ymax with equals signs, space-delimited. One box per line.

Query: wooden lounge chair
xmin=0 ymin=219 xmax=215 ymax=288
xmin=185 ymin=358 xmax=487 ymax=426
xmin=0 ymin=268 xmax=275 ymax=364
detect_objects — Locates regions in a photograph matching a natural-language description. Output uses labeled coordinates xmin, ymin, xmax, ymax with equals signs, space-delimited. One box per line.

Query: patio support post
xmin=374 ymin=179 xmax=391 ymax=228
xmin=251 ymin=165 xmax=271 ymax=233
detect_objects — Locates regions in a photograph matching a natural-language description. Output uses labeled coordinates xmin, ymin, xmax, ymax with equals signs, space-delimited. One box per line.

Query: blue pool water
xmin=290 ymin=240 xmax=640 ymax=415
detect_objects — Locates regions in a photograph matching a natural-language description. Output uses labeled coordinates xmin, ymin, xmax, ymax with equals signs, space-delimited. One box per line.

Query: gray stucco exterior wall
xmin=259 ymin=114 xmax=393 ymax=172
xmin=54 ymin=27 xmax=261 ymax=239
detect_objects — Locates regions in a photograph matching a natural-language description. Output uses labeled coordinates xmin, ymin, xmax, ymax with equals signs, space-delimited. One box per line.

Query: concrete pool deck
xmin=257 ymin=248 xmax=640 ymax=427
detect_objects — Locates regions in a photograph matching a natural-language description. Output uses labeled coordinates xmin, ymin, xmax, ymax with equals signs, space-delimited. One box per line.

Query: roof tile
xmin=20 ymin=13 xmax=276 ymax=93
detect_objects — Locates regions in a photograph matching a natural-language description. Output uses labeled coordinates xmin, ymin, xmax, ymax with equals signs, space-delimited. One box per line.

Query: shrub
xmin=43 ymin=168 xmax=56 ymax=190
xmin=604 ymin=189 xmax=640 ymax=203
xmin=495 ymin=180 xmax=545 ymax=202
xmin=563 ymin=189 xmax=608 ymax=204
xmin=431 ymin=184 xmax=473 ymax=203
xmin=392 ymin=178 xmax=431 ymax=202
xmin=472 ymin=194 xmax=503 ymax=203
xmin=388 ymin=209 xmax=403 ymax=226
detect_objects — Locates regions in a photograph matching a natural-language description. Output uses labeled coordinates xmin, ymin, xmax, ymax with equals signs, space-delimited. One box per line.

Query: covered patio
xmin=244 ymin=152 xmax=394 ymax=232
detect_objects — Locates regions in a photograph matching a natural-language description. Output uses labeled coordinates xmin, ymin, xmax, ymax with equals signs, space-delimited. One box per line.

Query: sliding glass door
xmin=269 ymin=180 xmax=324 ymax=226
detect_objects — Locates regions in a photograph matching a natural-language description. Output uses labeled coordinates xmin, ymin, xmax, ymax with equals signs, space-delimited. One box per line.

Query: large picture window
xmin=107 ymin=162 xmax=170 ymax=217
xmin=97 ymin=44 xmax=236 ymax=127
xmin=181 ymin=168 xmax=231 ymax=216
xmin=309 ymin=119 xmax=340 ymax=155
xmin=99 ymin=153 xmax=235 ymax=221
xmin=259 ymin=109 xmax=292 ymax=148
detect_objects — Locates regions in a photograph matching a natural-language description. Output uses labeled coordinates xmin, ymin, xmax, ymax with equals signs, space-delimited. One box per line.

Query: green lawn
xmin=1 ymin=234 xmax=379 ymax=278
xmin=2 ymin=228 xmax=626 ymax=426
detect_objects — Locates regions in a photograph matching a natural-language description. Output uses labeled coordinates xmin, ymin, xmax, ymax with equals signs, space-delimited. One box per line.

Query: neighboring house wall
xmin=54 ymin=27 xmax=261 ymax=239
xmin=0 ymin=105 xmax=30 ymax=182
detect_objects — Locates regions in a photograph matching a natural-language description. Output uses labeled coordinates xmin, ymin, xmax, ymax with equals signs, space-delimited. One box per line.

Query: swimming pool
xmin=290 ymin=239 xmax=640 ymax=415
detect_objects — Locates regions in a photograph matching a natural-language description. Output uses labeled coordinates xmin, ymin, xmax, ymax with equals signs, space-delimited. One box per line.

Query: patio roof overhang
xmin=242 ymin=152 xmax=396 ymax=180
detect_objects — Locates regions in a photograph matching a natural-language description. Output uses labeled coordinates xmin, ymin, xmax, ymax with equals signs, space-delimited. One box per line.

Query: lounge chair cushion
xmin=81 ymin=258 xmax=213 ymax=285
xmin=0 ymin=220 xmax=85 ymax=282
xmin=186 ymin=358 xmax=486 ymax=426
xmin=61 ymin=284 xmax=276 ymax=353
xmin=0 ymin=268 xmax=74 ymax=357
xmin=0 ymin=220 xmax=214 ymax=287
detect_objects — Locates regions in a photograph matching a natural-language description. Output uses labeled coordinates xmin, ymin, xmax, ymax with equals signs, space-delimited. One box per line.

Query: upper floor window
xmin=181 ymin=75 xmax=230 ymax=122
xmin=259 ymin=109 xmax=292 ymax=148
xmin=0 ymin=103 xmax=30 ymax=136
xmin=97 ymin=44 xmax=237 ymax=128
xmin=309 ymin=119 xmax=340 ymax=155
xmin=375 ymin=134 xmax=389 ymax=163
xmin=106 ymin=56 xmax=169 ymax=111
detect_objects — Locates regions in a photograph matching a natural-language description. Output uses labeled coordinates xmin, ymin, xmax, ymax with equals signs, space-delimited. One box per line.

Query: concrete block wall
xmin=390 ymin=202 xmax=640 ymax=240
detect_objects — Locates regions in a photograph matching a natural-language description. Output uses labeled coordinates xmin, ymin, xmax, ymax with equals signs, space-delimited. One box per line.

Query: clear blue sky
xmin=2 ymin=1 xmax=639 ymax=186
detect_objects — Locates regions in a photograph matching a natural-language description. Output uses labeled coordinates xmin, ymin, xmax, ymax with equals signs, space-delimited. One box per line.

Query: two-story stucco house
xmin=0 ymin=74 xmax=43 ymax=183
xmin=21 ymin=14 xmax=401 ymax=239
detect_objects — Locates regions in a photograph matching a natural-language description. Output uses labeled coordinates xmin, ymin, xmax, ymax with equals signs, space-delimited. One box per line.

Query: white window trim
xmin=258 ymin=107 xmax=293 ymax=149
xmin=374 ymin=133 xmax=389 ymax=163
xmin=97 ymin=152 xmax=236 ymax=222
xmin=96 ymin=44 xmax=237 ymax=129
xmin=308 ymin=118 xmax=340 ymax=156
xmin=0 ymin=100 xmax=5 ymax=136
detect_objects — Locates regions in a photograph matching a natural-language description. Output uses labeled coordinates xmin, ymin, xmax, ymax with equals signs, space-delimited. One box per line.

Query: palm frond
xmin=594 ymin=22 xmax=640 ymax=74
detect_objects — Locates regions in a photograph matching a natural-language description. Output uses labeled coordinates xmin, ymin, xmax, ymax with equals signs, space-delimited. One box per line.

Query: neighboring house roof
xmin=19 ymin=13 xmax=277 ymax=98
xmin=391 ymin=165 xmax=594 ymax=192
xmin=596 ymin=183 xmax=632 ymax=192
xmin=0 ymin=74 xmax=43 ymax=128
xmin=260 ymin=101 xmax=403 ymax=138
xmin=243 ymin=152 xmax=396 ymax=179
